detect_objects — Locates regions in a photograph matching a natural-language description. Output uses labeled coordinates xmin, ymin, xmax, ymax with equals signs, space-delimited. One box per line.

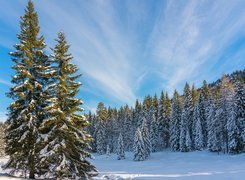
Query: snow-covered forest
xmin=86 ymin=71 xmax=245 ymax=161
xmin=0 ymin=0 xmax=245 ymax=179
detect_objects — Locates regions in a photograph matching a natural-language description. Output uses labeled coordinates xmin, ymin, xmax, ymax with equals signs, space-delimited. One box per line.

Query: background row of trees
xmin=86 ymin=70 xmax=245 ymax=160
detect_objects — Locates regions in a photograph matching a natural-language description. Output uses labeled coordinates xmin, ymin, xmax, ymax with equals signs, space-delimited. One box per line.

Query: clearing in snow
xmin=92 ymin=151 xmax=245 ymax=180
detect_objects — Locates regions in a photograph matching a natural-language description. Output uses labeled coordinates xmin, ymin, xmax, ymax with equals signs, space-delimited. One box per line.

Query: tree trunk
xmin=29 ymin=157 xmax=35 ymax=179
xmin=29 ymin=170 xmax=35 ymax=179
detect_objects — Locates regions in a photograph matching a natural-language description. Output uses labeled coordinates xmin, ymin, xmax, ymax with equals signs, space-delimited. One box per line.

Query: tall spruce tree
xmin=105 ymin=107 xmax=115 ymax=152
xmin=227 ymin=97 xmax=239 ymax=154
xmin=207 ymin=94 xmax=217 ymax=151
xmin=190 ymin=85 xmax=198 ymax=147
xmin=219 ymin=75 xmax=234 ymax=153
xmin=96 ymin=121 xmax=106 ymax=155
xmin=180 ymin=83 xmax=193 ymax=152
xmin=233 ymin=81 xmax=245 ymax=152
xmin=110 ymin=108 xmax=119 ymax=153
xmin=86 ymin=112 xmax=97 ymax=152
xmin=95 ymin=102 xmax=107 ymax=154
xmin=90 ymin=114 xmax=98 ymax=152
xmin=149 ymin=113 xmax=158 ymax=152
xmin=163 ymin=93 xmax=171 ymax=148
xmin=193 ymin=101 xmax=204 ymax=150
xmin=157 ymin=91 xmax=165 ymax=150
xmin=141 ymin=119 xmax=151 ymax=157
xmin=4 ymin=1 xmax=50 ymax=178
xmin=38 ymin=32 xmax=97 ymax=179
xmin=227 ymin=80 xmax=245 ymax=153
xmin=207 ymin=92 xmax=222 ymax=153
xmin=199 ymin=90 xmax=208 ymax=147
xmin=117 ymin=133 xmax=125 ymax=160
xmin=122 ymin=105 xmax=133 ymax=151
xmin=170 ymin=90 xmax=181 ymax=151
xmin=133 ymin=128 xmax=146 ymax=161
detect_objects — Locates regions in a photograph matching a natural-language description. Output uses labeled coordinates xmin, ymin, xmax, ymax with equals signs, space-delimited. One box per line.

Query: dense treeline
xmin=86 ymin=70 xmax=245 ymax=160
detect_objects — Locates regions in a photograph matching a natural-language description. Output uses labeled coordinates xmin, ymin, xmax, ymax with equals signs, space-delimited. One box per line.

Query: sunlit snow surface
xmin=92 ymin=151 xmax=245 ymax=180
xmin=1 ymin=151 xmax=245 ymax=179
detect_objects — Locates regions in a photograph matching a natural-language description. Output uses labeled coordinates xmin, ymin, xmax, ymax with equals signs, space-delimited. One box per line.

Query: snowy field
xmin=92 ymin=151 xmax=245 ymax=180
xmin=1 ymin=151 xmax=245 ymax=179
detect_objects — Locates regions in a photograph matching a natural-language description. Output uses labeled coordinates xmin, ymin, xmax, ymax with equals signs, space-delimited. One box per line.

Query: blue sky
xmin=0 ymin=0 xmax=245 ymax=121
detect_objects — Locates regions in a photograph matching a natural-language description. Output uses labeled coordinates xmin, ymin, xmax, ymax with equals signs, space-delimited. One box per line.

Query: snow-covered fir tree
xmin=157 ymin=91 xmax=165 ymax=150
xmin=149 ymin=113 xmax=158 ymax=152
xmin=141 ymin=119 xmax=151 ymax=157
xmin=105 ymin=107 xmax=115 ymax=153
xmin=122 ymin=105 xmax=133 ymax=151
xmin=198 ymin=91 xmax=207 ymax=146
xmin=86 ymin=112 xmax=97 ymax=152
xmin=180 ymin=83 xmax=193 ymax=152
xmin=4 ymin=1 xmax=50 ymax=178
xmin=163 ymin=93 xmax=171 ymax=148
xmin=191 ymin=85 xmax=198 ymax=148
xmin=227 ymin=97 xmax=239 ymax=154
xmin=233 ymin=81 xmax=245 ymax=152
xmin=133 ymin=128 xmax=146 ymax=161
xmin=95 ymin=103 xmax=107 ymax=154
xmin=193 ymin=100 xmax=204 ymax=150
xmin=208 ymin=92 xmax=223 ymax=153
xmin=207 ymin=94 xmax=216 ymax=151
xmin=226 ymin=80 xmax=245 ymax=153
xmin=170 ymin=90 xmax=181 ymax=151
xmin=180 ymin=119 xmax=187 ymax=152
xmin=96 ymin=121 xmax=106 ymax=155
xmin=219 ymin=75 xmax=235 ymax=153
xmin=38 ymin=32 xmax=97 ymax=179
xmin=117 ymin=133 xmax=125 ymax=160
xmin=110 ymin=108 xmax=119 ymax=153
xmin=200 ymin=82 xmax=209 ymax=146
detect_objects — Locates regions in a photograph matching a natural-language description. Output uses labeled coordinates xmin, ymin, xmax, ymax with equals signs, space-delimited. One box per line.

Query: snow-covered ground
xmin=1 ymin=151 xmax=245 ymax=179
xmin=0 ymin=157 xmax=24 ymax=179
xmin=92 ymin=151 xmax=245 ymax=180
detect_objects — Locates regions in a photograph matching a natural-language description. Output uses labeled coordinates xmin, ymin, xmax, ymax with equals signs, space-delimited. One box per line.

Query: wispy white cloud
xmin=33 ymin=0 xmax=141 ymax=105
xmin=0 ymin=0 xmax=244 ymax=111
xmin=148 ymin=0 xmax=245 ymax=94
xmin=0 ymin=79 xmax=11 ymax=86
